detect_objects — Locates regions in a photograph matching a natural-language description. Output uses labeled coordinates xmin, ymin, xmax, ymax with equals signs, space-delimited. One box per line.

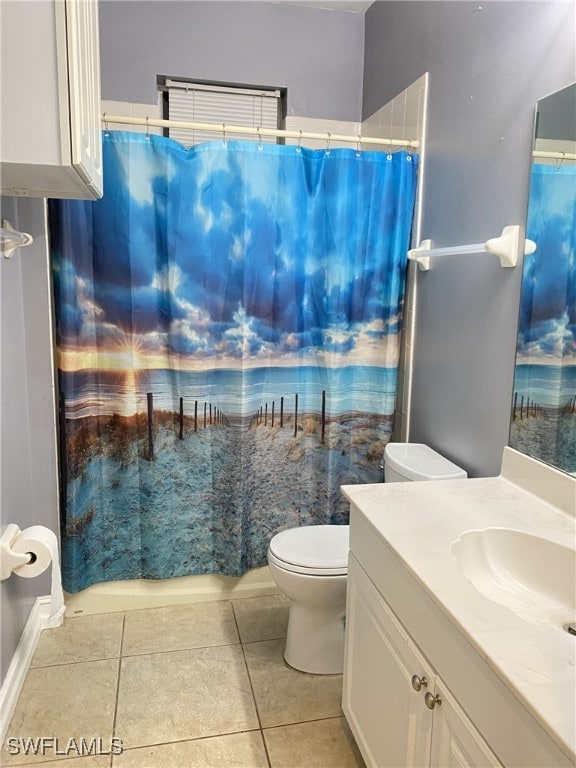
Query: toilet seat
xmin=268 ymin=525 xmax=349 ymax=576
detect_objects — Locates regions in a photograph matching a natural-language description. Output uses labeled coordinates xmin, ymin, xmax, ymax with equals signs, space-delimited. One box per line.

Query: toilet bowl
xmin=267 ymin=525 xmax=349 ymax=675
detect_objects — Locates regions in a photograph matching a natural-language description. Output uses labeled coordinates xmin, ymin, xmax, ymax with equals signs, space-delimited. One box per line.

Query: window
xmin=159 ymin=77 xmax=285 ymax=147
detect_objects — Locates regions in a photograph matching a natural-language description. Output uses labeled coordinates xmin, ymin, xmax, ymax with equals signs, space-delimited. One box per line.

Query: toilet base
xmin=283 ymin=603 xmax=345 ymax=674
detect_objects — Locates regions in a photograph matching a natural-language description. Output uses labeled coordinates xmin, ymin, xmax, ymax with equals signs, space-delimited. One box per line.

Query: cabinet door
xmin=66 ymin=0 xmax=103 ymax=197
xmin=430 ymin=680 xmax=503 ymax=768
xmin=343 ymin=555 xmax=434 ymax=768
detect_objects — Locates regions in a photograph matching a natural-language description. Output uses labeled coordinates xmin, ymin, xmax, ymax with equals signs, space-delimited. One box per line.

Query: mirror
xmin=509 ymin=82 xmax=576 ymax=475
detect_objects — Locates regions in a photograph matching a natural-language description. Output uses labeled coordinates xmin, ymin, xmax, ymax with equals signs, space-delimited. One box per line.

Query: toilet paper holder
xmin=0 ymin=524 xmax=36 ymax=580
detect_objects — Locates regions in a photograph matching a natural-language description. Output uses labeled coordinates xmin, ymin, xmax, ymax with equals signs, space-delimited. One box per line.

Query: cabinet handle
xmin=424 ymin=692 xmax=442 ymax=710
xmin=411 ymin=675 xmax=428 ymax=692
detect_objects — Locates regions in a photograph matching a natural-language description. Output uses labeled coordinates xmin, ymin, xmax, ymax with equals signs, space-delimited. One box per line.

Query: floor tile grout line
xmin=28 ymin=635 xmax=292 ymax=671
xmin=118 ymin=611 xmax=127 ymax=657
xmin=261 ymin=713 xmax=347 ymax=731
xmin=108 ymin=726 xmax=264 ymax=753
xmin=231 ymin=601 xmax=272 ymax=768
xmin=239 ymin=634 xmax=287 ymax=646
xmin=29 ymin=656 xmax=120 ymax=670
xmin=110 ymin=612 xmax=126 ymax=765
xmin=120 ymin=639 xmax=241 ymax=659
xmin=27 ymin=655 xmax=122 ymax=671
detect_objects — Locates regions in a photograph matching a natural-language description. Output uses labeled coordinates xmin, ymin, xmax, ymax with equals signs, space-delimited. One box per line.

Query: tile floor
xmin=3 ymin=596 xmax=364 ymax=768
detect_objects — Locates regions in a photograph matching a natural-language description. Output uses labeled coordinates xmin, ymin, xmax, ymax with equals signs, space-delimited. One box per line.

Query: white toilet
xmin=268 ymin=524 xmax=349 ymax=674
xmin=267 ymin=443 xmax=467 ymax=676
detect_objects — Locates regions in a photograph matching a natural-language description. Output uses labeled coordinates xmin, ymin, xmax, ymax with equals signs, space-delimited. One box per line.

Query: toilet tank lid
xmin=384 ymin=443 xmax=467 ymax=481
xmin=269 ymin=525 xmax=349 ymax=570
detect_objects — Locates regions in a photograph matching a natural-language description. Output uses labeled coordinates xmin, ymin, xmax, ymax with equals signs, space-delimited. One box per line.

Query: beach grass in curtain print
xmin=50 ymin=133 xmax=418 ymax=592
xmin=510 ymin=164 xmax=576 ymax=473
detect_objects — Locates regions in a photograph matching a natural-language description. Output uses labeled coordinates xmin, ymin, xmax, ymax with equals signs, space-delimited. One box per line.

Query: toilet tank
xmin=384 ymin=443 xmax=467 ymax=482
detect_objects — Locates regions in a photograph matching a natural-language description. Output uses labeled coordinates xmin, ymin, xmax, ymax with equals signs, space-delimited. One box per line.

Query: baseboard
xmin=0 ymin=596 xmax=60 ymax=743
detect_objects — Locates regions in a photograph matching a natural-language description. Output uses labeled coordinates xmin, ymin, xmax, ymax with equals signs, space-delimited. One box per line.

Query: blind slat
xmin=167 ymin=82 xmax=280 ymax=148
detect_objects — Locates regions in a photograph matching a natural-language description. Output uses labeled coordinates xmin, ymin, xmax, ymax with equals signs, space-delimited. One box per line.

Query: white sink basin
xmin=451 ymin=528 xmax=576 ymax=627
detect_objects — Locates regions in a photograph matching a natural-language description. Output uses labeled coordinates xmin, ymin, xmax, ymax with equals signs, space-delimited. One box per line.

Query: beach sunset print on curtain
xmin=50 ymin=132 xmax=417 ymax=592
xmin=510 ymin=163 xmax=576 ymax=473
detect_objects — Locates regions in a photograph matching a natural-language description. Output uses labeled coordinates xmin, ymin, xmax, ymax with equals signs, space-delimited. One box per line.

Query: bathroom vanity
xmin=341 ymin=448 xmax=575 ymax=768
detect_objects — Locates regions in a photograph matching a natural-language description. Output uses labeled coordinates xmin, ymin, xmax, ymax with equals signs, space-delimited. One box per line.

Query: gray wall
xmin=0 ymin=197 xmax=59 ymax=684
xmin=364 ymin=1 xmax=575 ymax=476
xmin=99 ymin=0 xmax=365 ymax=121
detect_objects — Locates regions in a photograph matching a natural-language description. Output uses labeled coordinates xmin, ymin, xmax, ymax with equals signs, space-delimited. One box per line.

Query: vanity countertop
xmin=341 ymin=449 xmax=576 ymax=763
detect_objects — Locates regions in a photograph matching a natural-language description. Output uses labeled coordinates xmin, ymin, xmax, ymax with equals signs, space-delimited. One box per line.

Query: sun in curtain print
xmin=50 ymin=132 xmax=418 ymax=593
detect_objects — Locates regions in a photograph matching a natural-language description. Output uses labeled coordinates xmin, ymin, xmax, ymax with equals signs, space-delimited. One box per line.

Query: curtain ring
xmin=556 ymin=153 xmax=564 ymax=172
xmin=222 ymin=123 xmax=227 ymax=148
xmin=326 ymin=132 xmax=331 ymax=156
xmin=103 ymin=112 xmax=109 ymax=137
xmin=297 ymin=129 xmax=302 ymax=153
xmin=257 ymin=126 xmax=263 ymax=150
xmin=387 ymin=138 xmax=393 ymax=160
xmin=356 ymin=134 xmax=361 ymax=157
xmin=145 ymin=116 xmax=150 ymax=141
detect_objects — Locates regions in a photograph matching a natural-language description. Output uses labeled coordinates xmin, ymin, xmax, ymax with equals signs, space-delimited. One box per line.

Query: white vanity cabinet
xmin=342 ymin=472 xmax=575 ymax=768
xmin=0 ymin=0 xmax=102 ymax=199
xmin=344 ymin=554 xmax=502 ymax=768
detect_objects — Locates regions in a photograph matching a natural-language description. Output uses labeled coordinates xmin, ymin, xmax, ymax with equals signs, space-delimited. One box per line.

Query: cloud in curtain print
xmin=52 ymin=134 xmax=413 ymax=372
xmin=516 ymin=165 xmax=576 ymax=363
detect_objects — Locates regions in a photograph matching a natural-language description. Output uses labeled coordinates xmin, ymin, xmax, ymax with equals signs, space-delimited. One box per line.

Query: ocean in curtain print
xmin=62 ymin=365 xmax=399 ymax=419
xmin=509 ymin=163 xmax=576 ymax=476
xmin=51 ymin=132 xmax=418 ymax=592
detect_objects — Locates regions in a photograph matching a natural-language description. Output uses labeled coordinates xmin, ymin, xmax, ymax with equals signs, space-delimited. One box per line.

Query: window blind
xmin=164 ymin=79 xmax=282 ymax=147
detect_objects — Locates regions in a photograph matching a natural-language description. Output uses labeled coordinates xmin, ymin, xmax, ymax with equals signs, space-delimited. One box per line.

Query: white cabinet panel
xmin=430 ymin=681 xmax=502 ymax=768
xmin=66 ymin=0 xmax=102 ymax=194
xmin=0 ymin=0 xmax=102 ymax=199
xmin=344 ymin=554 xmax=503 ymax=768
xmin=344 ymin=555 xmax=434 ymax=768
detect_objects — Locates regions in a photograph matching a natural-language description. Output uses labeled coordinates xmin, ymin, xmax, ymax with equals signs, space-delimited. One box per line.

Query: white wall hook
xmin=407 ymin=225 xmax=536 ymax=271
xmin=0 ymin=524 xmax=32 ymax=580
xmin=0 ymin=220 xmax=33 ymax=258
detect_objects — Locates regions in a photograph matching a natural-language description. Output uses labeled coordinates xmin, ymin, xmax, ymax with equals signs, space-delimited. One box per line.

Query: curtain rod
xmin=101 ymin=114 xmax=420 ymax=150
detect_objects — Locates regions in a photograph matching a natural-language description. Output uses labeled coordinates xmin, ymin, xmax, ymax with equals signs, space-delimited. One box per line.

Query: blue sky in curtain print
xmin=51 ymin=132 xmax=416 ymax=374
xmin=517 ymin=164 xmax=576 ymax=364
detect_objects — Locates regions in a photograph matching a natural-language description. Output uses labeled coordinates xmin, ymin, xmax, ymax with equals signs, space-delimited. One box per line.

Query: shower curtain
xmin=511 ymin=162 xmax=576 ymax=473
xmin=50 ymin=132 xmax=418 ymax=593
